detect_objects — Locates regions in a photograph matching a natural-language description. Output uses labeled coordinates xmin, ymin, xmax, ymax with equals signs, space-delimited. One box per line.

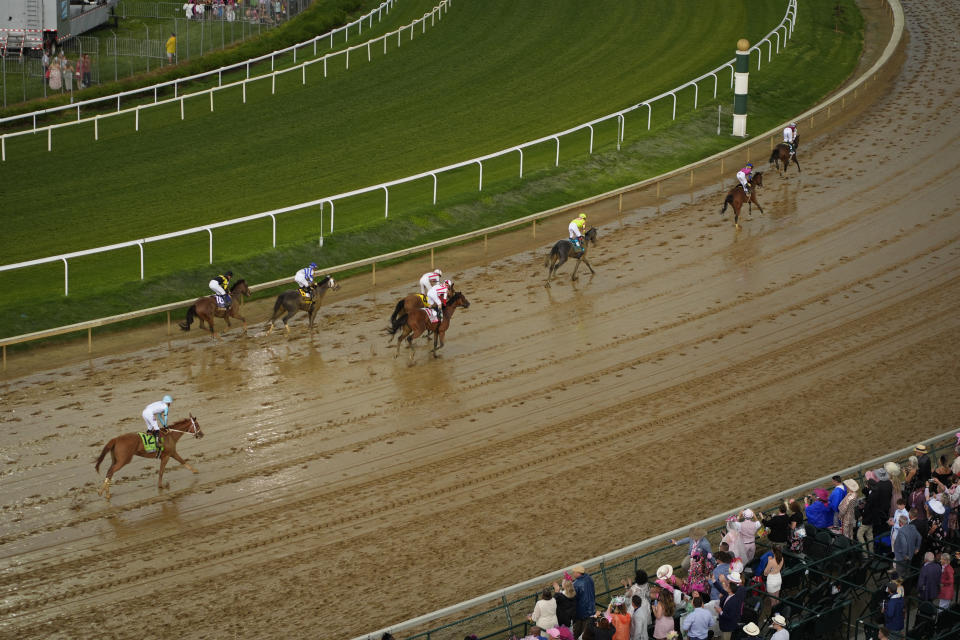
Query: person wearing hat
xmin=208 ymin=270 xmax=234 ymax=308
xmin=715 ymin=572 xmax=747 ymax=640
xmin=742 ymin=622 xmax=761 ymax=637
xmin=881 ymin=580 xmax=904 ymax=632
xmin=915 ymin=444 xmax=932 ymax=485
xmin=295 ymin=261 xmax=320 ymax=300
xmin=141 ymin=394 xmax=173 ymax=459
xmin=670 ymin=526 xmax=712 ymax=570
xmin=570 ymin=565 xmax=596 ymax=639
xmin=770 ymin=613 xmax=789 ymax=640
xmin=837 ymin=479 xmax=860 ymax=539
xmin=804 ymin=489 xmax=834 ymax=530
xmin=567 ymin=213 xmax=588 ymax=252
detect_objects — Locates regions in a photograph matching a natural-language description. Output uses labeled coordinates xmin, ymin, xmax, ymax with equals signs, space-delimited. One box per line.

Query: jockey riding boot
xmin=224 ymin=294 xmax=231 ymax=307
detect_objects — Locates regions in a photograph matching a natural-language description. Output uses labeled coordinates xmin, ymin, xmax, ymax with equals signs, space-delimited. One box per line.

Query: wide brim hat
xmin=742 ymin=508 xmax=754 ymax=518
xmin=743 ymin=622 xmax=761 ymax=636
xmin=772 ymin=614 xmax=787 ymax=626
xmin=812 ymin=488 xmax=830 ymax=501
xmin=546 ymin=629 xmax=561 ymax=639
xmin=915 ymin=444 xmax=929 ymax=453
xmin=874 ymin=467 xmax=890 ymax=482
xmin=656 ymin=564 xmax=673 ymax=579
xmin=843 ymin=479 xmax=860 ymax=492
xmin=727 ymin=571 xmax=742 ymax=584
xmin=884 ymin=461 xmax=901 ymax=477
xmin=571 ymin=565 xmax=586 ymax=575
xmin=928 ymin=499 xmax=946 ymax=515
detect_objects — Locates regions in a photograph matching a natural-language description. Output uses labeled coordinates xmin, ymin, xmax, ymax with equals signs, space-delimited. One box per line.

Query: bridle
xmin=165 ymin=415 xmax=202 ymax=438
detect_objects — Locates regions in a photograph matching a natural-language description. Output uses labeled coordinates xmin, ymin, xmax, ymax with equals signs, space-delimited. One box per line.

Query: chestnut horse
xmin=769 ymin=135 xmax=800 ymax=176
xmin=180 ymin=279 xmax=251 ymax=338
xmin=545 ymin=227 xmax=598 ymax=286
xmin=720 ymin=171 xmax=765 ymax=229
xmin=386 ymin=291 xmax=470 ymax=359
xmin=265 ymin=275 xmax=340 ymax=335
xmin=94 ymin=415 xmax=204 ymax=499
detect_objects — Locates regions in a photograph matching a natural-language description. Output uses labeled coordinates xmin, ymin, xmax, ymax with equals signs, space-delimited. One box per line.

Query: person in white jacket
xmin=528 ymin=588 xmax=559 ymax=631
xmin=419 ymin=269 xmax=442 ymax=295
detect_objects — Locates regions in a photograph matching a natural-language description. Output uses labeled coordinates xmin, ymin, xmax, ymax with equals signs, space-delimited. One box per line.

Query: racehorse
xmin=544 ymin=226 xmax=598 ymax=286
xmin=94 ymin=415 xmax=204 ymax=499
xmin=769 ymin=135 xmax=800 ymax=176
xmin=386 ymin=291 xmax=470 ymax=360
xmin=720 ymin=171 xmax=765 ymax=229
xmin=179 ymin=279 xmax=251 ymax=338
xmin=265 ymin=275 xmax=340 ymax=335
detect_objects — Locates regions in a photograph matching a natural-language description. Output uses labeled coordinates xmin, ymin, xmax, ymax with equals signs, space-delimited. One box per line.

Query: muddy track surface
xmin=3 ymin=2 xmax=960 ymax=638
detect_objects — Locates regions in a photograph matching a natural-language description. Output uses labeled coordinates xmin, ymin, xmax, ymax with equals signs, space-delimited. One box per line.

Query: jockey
xmin=568 ymin=213 xmax=587 ymax=251
xmin=295 ymin=262 xmax=318 ymax=300
xmin=419 ymin=268 xmax=443 ymax=295
xmin=209 ymin=271 xmax=232 ymax=308
xmin=736 ymin=163 xmax=753 ymax=196
xmin=783 ymin=122 xmax=798 ymax=155
xmin=141 ymin=395 xmax=172 ymax=459
xmin=426 ymin=279 xmax=454 ymax=323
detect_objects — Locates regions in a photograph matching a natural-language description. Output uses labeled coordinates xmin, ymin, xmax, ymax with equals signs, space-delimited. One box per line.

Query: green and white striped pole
xmin=732 ymin=38 xmax=750 ymax=137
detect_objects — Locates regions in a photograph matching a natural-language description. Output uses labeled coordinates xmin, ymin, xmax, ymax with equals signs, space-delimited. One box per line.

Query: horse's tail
xmin=389 ymin=299 xmax=405 ymax=325
xmin=386 ymin=312 xmax=407 ymax=336
xmin=769 ymin=148 xmax=779 ymax=164
xmin=721 ymin=193 xmax=733 ymax=214
xmin=545 ymin=245 xmax=558 ymax=267
xmin=273 ymin=295 xmax=285 ymax=315
xmin=95 ymin=439 xmax=115 ymax=473
xmin=179 ymin=305 xmax=196 ymax=331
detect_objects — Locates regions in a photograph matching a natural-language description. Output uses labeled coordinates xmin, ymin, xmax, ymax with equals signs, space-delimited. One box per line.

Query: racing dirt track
xmin=3 ymin=2 xmax=960 ymax=638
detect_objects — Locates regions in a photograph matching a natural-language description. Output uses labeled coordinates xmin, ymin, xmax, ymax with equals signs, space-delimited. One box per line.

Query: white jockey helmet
xmin=434 ymin=269 xmax=442 ymax=277
xmin=790 ymin=122 xmax=797 ymax=127
xmin=443 ymin=279 xmax=453 ymax=288
xmin=162 ymin=395 xmax=173 ymax=404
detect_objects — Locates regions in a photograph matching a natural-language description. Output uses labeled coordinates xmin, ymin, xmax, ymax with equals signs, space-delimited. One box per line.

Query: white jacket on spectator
xmin=529 ymin=596 xmax=558 ymax=631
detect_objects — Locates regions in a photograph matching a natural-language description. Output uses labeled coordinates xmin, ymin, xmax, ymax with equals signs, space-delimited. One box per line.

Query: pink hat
xmin=546 ymin=629 xmax=561 ymax=639
xmin=556 ymin=627 xmax=575 ymax=640
xmin=812 ymin=488 xmax=830 ymax=502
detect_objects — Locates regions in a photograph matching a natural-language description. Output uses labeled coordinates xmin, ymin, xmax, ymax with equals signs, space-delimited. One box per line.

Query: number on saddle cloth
xmin=416 ymin=294 xmax=429 ymax=306
xmin=215 ymin=294 xmax=228 ymax=308
xmin=139 ymin=432 xmax=163 ymax=453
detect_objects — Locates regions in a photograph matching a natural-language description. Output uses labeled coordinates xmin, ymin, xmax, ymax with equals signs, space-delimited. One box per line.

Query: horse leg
xmin=168 ymin=449 xmax=198 ymax=474
xmin=582 ymin=256 xmax=596 ymax=275
xmin=234 ymin=310 xmax=247 ymax=335
xmin=571 ymin=255 xmax=582 ymax=281
xmin=793 ymin=155 xmax=801 ymax=173
xmin=734 ymin=204 xmax=741 ymax=230
xmin=753 ymin=194 xmax=764 ymax=215
xmin=308 ymin=306 xmax=318 ymax=333
xmin=157 ymin=454 xmax=170 ymax=488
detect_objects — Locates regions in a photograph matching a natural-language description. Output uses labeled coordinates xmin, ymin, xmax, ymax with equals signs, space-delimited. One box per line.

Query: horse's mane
xmin=167 ymin=417 xmax=192 ymax=428
xmin=230 ymin=279 xmax=247 ymax=291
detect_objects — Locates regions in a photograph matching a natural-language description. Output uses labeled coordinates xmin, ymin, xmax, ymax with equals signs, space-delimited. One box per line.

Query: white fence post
xmin=383 ymin=186 xmax=389 ymax=218
xmin=554 ymin=136 xmax=560 ymax=166
xmin=587 ymin=124 xmax=594 ymax=153
xmin=516 ymin=148 xmax=524 ymax=178
xmin=62 ymin=258 xmax=69 ymax=295
xmin=476 ymin=160 xmax=483 ymax=191
xmin=328 ymin=200 xmax=335 ymax=233
xmin=431 ymin=172 xmax=438 ymax=204
xmin=206 ymin=228 xmax=213 ymax=263
xmin=270 ymin=214 xmax=276 ymax=247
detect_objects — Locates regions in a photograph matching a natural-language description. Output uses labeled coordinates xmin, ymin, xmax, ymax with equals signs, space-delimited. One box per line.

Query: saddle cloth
xmin=138 ymin=432 xmax=163 ymax=453
xmin=215 ymin=295 xmax=229 ymax=308
xmin=299 ymin=290 xmax=311 ymax=300
xmin=416 ymin=294 xmax=429 ymax=306
xmin=424 ymin=308 xmax=439 ymax=323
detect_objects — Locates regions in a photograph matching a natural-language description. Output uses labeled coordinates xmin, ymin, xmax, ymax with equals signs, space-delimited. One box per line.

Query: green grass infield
xmin=0 ymin=0 xmax=863 ymax=339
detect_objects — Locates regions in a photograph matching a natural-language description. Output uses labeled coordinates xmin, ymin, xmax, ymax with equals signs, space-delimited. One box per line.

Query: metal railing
xmin=0 ymin=0 xmax=903 ymax=367
xmin=353 ymin=423 xmax=956 ymax=640
xmin=0 ymin=0 xmax=401 ymax=131
xmin=0 ymin=0 xmax=792 ymax=296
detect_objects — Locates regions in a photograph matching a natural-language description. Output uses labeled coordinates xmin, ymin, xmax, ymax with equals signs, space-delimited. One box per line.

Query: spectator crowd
xmin=382 ymin=436 xmax=960 ymax=640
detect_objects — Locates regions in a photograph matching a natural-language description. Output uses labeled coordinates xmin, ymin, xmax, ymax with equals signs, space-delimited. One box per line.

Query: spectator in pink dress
xmin=728 ymin=509 xmax=761 ymax=564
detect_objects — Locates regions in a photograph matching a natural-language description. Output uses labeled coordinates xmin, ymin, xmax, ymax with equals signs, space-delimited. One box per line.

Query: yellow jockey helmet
xmin=578 ymin=213 xmax=587 ymax=220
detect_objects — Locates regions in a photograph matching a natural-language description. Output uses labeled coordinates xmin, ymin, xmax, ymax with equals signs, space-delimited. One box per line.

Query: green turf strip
xmin=0 ymin=0 xmax=863 ymax=338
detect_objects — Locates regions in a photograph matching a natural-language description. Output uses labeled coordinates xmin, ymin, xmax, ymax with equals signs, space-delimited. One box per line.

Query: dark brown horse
xmin=545 ymin=226 xmax=598 ymax=286
xmin=720 ymin=171 xmax=765 ymax=229
xmin=180 ymin=279 xmax=251 ymax=338
xmin=265 ymin=275 xmax=340 ymax=335
xmin=94 ymin=415 xmax=204 ymax=499
xmin=769 ymin=135 xmax=800 ymax=176
xmin=390 ymin=292 xmax=432 ymax=328
xmin=386 ymin=291 xmax=470 ymax=360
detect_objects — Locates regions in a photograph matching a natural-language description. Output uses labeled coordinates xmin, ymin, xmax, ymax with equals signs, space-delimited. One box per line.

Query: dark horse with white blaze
xmin=386 ymin=291 xmax=470 ymax=360
xmin=94 ymin=415 xmax=204 ymax=499
xmin=544 ymin=226 xmax=598 ymax=286
xmin=265 ymin=275 xmax=340 ymax=335
xmin=769 ymin=135 xmax=801 ymax=176
xmin=720 ymin=171 xmax=765 ymax=229
xmin=179 ymin=279 xmax=251 ymax=338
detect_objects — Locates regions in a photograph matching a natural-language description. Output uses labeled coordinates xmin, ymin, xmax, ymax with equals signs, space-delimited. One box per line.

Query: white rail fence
xmin=0 ymin=0 xmax=796 ymax=297
xmin=0 ymin=0 xmax=404 ymax=133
